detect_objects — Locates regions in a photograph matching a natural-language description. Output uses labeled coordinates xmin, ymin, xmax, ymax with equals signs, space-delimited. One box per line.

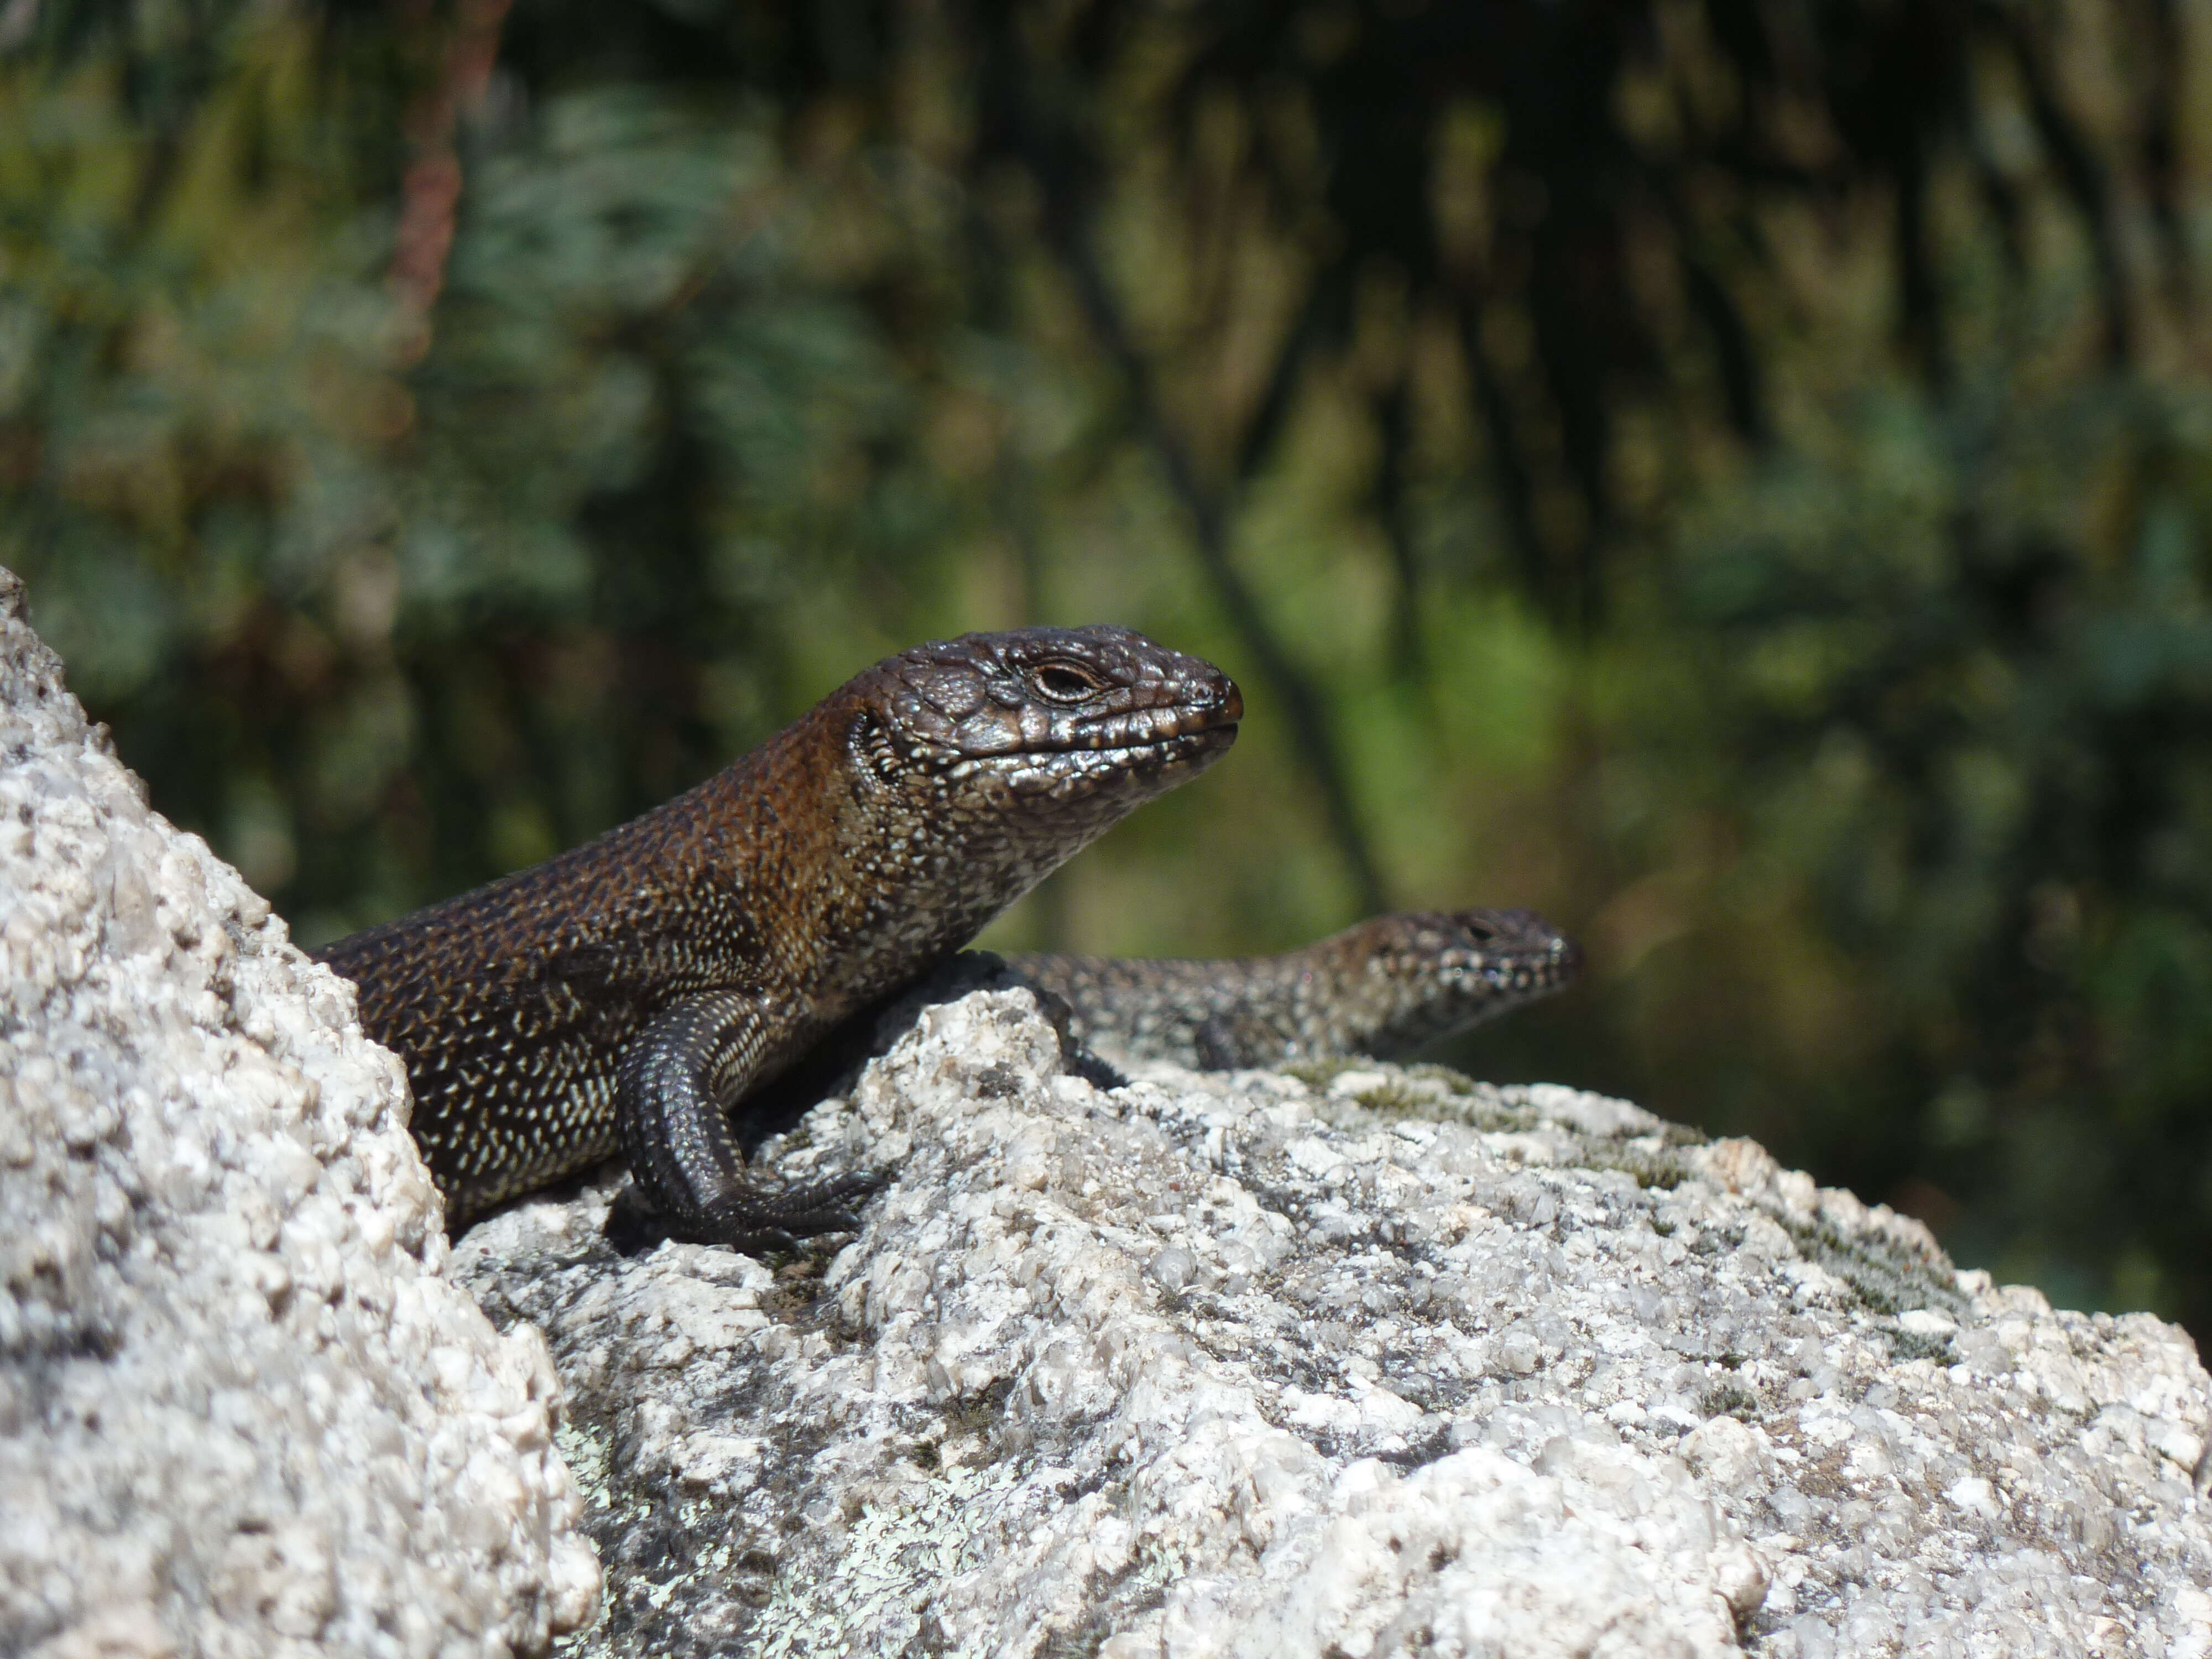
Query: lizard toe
xmin=696 ymin=1171 xmax=885 ymax=1248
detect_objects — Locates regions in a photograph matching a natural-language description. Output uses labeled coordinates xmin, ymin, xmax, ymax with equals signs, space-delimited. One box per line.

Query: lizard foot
xmin=702 ymin=1170 xmax=886 ymax=1251
xmin=610 ymin=1170 xmax=887 ymax=1254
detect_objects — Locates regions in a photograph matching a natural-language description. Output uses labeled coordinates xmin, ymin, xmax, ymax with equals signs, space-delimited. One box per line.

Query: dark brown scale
xmin=318 ymin=627 xmax=1241 ymax=1243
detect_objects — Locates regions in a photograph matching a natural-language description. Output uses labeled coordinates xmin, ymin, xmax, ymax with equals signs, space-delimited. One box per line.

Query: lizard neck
xmin=712 ymin=683 xmax=1142 ymax=1014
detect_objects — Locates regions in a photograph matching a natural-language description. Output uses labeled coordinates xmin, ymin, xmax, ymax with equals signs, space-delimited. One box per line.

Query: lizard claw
xmin=721 ymin=1224 xmax=803 ymax=1254
xmin=606 ymin=1170 xmax=889 ymax=1255
xmin=696 ymin=1170 xmax=888 ymax=1250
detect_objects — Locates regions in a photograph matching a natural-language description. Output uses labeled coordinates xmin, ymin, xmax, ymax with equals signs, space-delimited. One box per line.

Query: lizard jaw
xmin=961 ymin=721 xmax=1240 ymax=803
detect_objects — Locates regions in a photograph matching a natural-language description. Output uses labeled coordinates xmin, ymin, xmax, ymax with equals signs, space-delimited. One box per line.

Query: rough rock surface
xmin=13 ymin=560 xmax=2211 ymax=1659
xmin=0 ymin=571 xmax=599 ymax=1658
xmin=458 ymin=990 xmax=2212 ymax=1658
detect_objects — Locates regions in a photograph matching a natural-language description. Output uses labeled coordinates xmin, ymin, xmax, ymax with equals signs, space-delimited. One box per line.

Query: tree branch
xmin=1047 ymin=217 xmax=1390 ymax=916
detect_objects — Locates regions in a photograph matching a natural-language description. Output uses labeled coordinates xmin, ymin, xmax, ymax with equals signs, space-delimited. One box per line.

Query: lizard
xmin=315 ymin=625 xmax=1580 ymax=1251
xmin=317 ymin=625 xmax=1241 ymax=1249
xmin=1008 ymin=907 xmax=1580 ymax=1073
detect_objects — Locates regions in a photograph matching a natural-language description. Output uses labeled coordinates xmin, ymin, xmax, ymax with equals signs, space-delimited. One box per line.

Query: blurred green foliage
xmin=10 ymin=0 xmax=2212 ymax=1337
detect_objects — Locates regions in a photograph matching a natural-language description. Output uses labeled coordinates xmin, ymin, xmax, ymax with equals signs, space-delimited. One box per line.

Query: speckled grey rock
xmin=0 ymin=570 xmax=599 ymax=1657
xmin=455 ymin=989 xmax=2212 ymax=1658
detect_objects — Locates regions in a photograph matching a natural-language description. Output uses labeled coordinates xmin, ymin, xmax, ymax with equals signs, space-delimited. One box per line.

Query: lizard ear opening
xmin=848 ymin=709 xmax=901 ymax=791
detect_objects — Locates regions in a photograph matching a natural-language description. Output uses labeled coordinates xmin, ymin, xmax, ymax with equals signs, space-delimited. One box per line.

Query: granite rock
xmin=13 ymin=557 xmax=2210 ymax=1657
xmin=0 ymin=570 xmax=599 ymax=1657
xmin=456 ymin=989 xmax=2212 ymax=1658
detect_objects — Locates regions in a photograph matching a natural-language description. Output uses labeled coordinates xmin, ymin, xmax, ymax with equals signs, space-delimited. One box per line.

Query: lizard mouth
xmin=1057 ymin=684 xmax=1244 ymax=753
xmin=1044 ymin=695 xmax=1240 ymax=766
xmin=955 ymin=681 xmax=1242 ymax=760
xmin=951 ymin=715 xmax=1240 ymax=801
xmin=1073 ymin=721 xmax=1239 ymax=770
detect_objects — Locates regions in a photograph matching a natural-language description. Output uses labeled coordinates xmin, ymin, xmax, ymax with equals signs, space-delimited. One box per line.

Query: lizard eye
xmin=1029 ymin=660 xmax=1107 ymax=703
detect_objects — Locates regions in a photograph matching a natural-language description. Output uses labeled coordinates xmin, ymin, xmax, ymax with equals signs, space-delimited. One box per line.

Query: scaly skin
xmin=1011 ymin=909 xmax=1581 ymax=1071
xmin=317 ymin=627 xmax=1240 ymax=1245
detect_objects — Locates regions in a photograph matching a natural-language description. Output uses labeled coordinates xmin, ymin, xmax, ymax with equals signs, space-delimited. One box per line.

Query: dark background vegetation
xmin=12 ymin=0 xmax=2212 ymax=1339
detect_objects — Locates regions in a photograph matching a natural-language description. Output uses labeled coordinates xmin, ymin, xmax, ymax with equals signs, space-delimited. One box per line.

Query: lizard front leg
xmin=617 ymin=992 xmax=881 ymax=1250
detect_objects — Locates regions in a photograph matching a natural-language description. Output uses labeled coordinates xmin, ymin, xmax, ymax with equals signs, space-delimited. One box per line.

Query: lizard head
xmin=1359 ymin=909 xmax=1583 ymax=994
xmin=828 ymin=625 xmax=1240 ymax=932
xmin=857 ymin=623 xmax=1240 ymax=813
xmin=1337 ymin=907 xmax=1584 ymax=1056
